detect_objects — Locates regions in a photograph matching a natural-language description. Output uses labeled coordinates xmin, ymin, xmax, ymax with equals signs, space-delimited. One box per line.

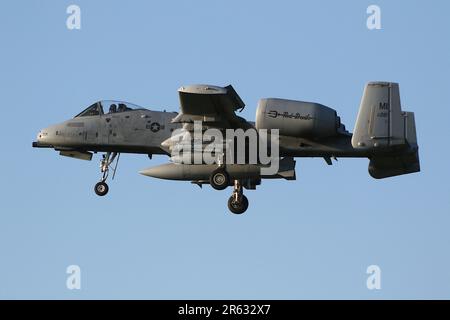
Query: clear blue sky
xmin=1 ymin=0 xmax=449 ymax=299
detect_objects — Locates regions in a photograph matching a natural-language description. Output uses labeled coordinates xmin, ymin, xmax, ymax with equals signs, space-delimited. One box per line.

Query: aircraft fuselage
xmin=34 ymin=109 xmax=179 ymax=155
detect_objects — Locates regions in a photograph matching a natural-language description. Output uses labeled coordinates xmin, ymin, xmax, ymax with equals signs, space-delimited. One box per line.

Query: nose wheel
xmin=94 ymin=181 xmax=109 ymax=196
xmin=227 ymin=180 xmax=249 ymax=214
xmin=94 ymin=152 xmax=120 ymax=197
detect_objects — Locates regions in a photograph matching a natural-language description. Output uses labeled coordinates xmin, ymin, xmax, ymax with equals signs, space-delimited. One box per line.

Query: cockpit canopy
xmin=74 ymin=100 xmax=143 ymax=118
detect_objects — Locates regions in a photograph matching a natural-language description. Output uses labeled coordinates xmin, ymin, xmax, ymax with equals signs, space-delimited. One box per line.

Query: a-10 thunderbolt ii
xmin=33 ymin=82 xmax=420 ymax=214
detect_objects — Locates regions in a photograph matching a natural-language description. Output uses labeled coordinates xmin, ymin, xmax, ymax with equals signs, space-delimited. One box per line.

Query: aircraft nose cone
xmin=32 ymin=130 xmax=44 ymax=148
xmin=33 ymin=128 xmax=48 ymax=147
xmin=35 ymin=127 xmax=49 ymax=144
xmin=33 ymin=124 xmax=62 ymax=147
xmin=36 ymin=128 xmax=44 ymax=140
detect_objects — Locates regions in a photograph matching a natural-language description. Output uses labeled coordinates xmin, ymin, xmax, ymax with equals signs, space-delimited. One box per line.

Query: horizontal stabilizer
xmin=369 ymin=150 xmax=420 ymax=179
xmin=276 ymin=157 xmax=296 ymax=180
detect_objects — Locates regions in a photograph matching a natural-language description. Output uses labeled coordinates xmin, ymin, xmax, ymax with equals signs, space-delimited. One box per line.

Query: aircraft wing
xmin=172 ymin=84 xmax=254 ymax=130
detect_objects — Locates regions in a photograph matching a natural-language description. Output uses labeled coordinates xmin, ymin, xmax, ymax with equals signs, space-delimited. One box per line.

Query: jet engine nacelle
xmin=255 ymin=98 xmax=340 ymax=138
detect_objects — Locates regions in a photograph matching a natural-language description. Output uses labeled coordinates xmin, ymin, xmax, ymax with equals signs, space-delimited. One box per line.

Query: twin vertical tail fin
xmin=352 ymin=82 xmax=420 ymax=179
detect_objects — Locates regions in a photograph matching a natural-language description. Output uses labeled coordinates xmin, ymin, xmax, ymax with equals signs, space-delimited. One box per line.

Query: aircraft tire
xmin=94 ymin=181 xmax=109 ymax=196
xmin=228 ymin=195 xmax=249 ymax=214
xmin=210 ymin=168 xmax=230 ymax=190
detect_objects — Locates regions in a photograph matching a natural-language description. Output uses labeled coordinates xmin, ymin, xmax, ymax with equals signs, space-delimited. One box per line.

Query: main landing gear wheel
xmin=94 ymin=181 xmax=109 ymax=196
xmin=210 ymin=168 xmax=230 ymax=190
xmin=227 ymin=179 xmax=249 ymax=214
xmin=228 ymin=194 xmax=249 ymax=214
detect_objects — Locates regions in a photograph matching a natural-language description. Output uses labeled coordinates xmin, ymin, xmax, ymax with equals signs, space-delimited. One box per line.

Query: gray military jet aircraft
xmin=33 ymin=82 xmax=420 ymax=214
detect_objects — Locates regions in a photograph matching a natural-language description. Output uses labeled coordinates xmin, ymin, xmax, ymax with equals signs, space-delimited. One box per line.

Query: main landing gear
xmin=94 ymin=152 xmax=120 ymax=196
xmin=208 ymin=162 xmax=250 ymax=214
xmin=209 ymin=167 xmax=230 ymax=190
xmin=227 ymin=180 xmax=249 ymax=214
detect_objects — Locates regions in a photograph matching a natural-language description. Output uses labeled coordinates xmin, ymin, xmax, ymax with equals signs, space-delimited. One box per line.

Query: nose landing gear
xmin=94 ymin=181 xmax=109 ymax=196
xmin=94 ymin=152 xmax=120 ymax=196
xmin=227 ymin=180 xmax=249 ymax=214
